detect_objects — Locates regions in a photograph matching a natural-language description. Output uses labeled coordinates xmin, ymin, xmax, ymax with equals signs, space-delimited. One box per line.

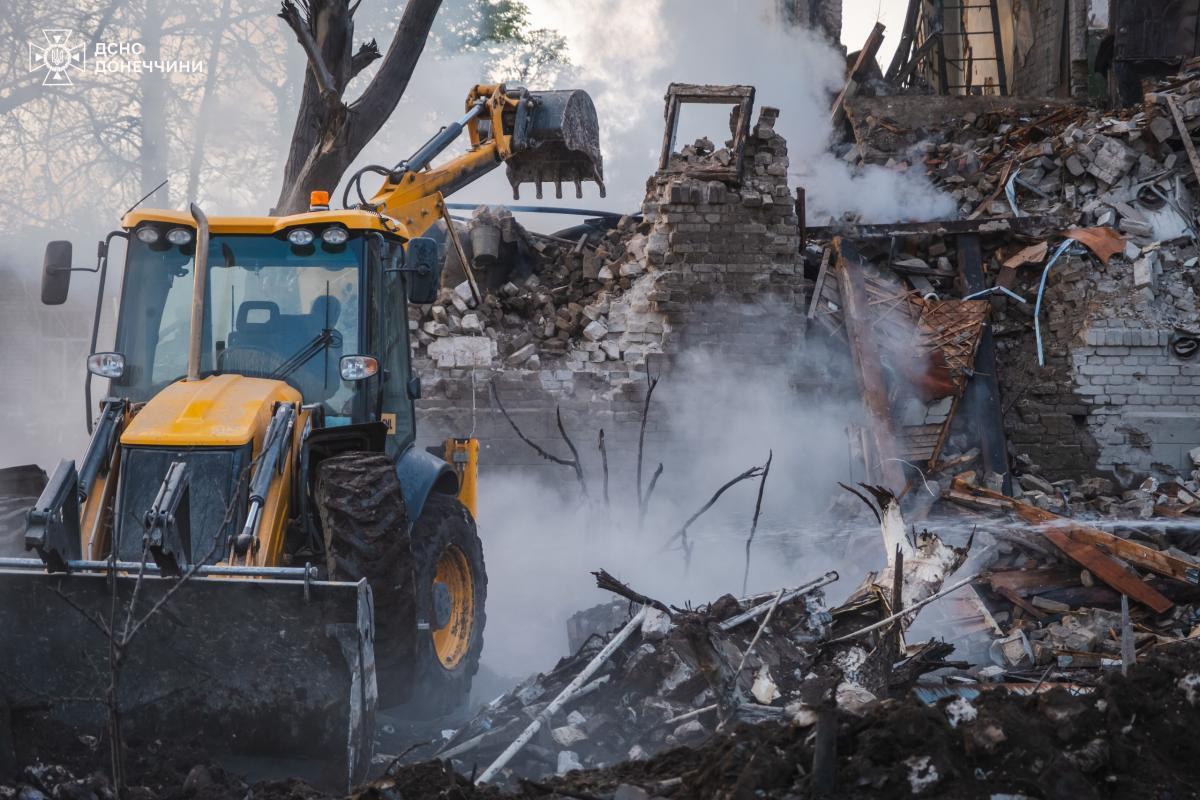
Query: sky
xmin=841 ymin=0 xmax=907 ymax=67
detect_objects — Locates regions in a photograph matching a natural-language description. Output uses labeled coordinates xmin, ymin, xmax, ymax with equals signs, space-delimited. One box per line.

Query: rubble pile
xmin=513 ymin=642 xmax=1200 ymax=799
xmin=410 ymin=207 xmax=648 ymax=369
xmin=422 ymin=583 xmax=839 ymax=780
xmin=410 ymin=108 xmax=799 ymax=373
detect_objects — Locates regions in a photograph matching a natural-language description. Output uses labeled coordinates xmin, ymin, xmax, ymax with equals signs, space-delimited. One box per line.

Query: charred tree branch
xmin=598 ymin=429 xmax=610 ymax=508
xmin=663 ymin=465 xmax=765 ymax=556
xmin=592 ymin=569 xmax=672 ymax=617
xmin=349 ymin=38 xmax=381 ymax=77
xmin=742 ymin=450 xmax=773 ymax=596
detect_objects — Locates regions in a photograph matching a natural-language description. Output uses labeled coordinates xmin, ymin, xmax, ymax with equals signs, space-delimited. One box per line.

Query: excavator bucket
xmin=508 ymin=89 xmax=605 ymax=200
xmin=0 ymin=565 xmax=376 ymax=790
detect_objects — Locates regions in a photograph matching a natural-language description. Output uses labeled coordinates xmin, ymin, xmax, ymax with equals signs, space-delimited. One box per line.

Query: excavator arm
xmin=345 ymin=83 xmax=604 ymax=238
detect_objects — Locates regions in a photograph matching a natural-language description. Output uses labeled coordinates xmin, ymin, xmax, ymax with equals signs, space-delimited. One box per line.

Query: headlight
xmin=166 ymin=227 xmax=193 ymax=245
xmin=339 ymin=355 xmax=379 ymax=381
xmin=287 ymin=228 xmax=315 ymax=246
xmin=87 ymin=352 xmax=126 ymax=379
xmin=321 ymin=226 xmax=349 ymax=245
xmin=135 ymin=226 xmax=160 ymax=244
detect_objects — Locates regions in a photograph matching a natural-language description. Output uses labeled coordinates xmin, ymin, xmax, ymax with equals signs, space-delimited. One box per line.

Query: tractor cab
xmin=44 ymin=203 xmax=441 ymax=454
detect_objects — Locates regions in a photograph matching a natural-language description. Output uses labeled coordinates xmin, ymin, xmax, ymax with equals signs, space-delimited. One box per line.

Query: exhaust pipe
xmin=187 ymin=203 xmax=210 ymax=382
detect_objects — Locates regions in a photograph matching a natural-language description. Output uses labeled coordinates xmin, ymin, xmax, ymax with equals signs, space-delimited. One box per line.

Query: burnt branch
xmin=490 ymin=381 xmax=573 ymax=467
xmin=663 ymin=465 xmax=765 ymax=557
xmin=638 ymin=462 xmax=664 ymax=531
xmin=349 ymin=38 xmax=381 ymax=78
xmin=636 ymin=374 xmax=660 ymax=529
xmin=491 ymin=381 xmax=588 ymax=499
xmin=556 ymin=407 xmax=588 ymax=499
xmin=742 ymin=450 xmax=773 ymax=596
xmin=592 ymin=569 xmax=672 ymax=617
xmin=598 ymin=429 xmax=610 ymax=508
xmin=278 ymin=1 xmax=338 ymax=100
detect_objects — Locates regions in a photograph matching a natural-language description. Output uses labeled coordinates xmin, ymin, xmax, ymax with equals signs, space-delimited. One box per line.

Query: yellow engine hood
xmin=122 ymin=374 xmax=301 ymax=448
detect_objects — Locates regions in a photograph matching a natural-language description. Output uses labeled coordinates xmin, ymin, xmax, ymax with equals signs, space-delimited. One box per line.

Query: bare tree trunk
xmin=139 ymin=0 xmax=168 ymax=204
xmin=274 ymin=0 xmax=442 ymax=215
xmin=186 ymin=0 xmax=233 ymax=203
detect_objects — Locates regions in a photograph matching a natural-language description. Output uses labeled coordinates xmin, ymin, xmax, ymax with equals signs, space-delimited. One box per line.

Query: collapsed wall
xmin=413 ymin=106 xmax=806 ymax=478
xmin=998 ymin=242 xmax=1200 ymax=483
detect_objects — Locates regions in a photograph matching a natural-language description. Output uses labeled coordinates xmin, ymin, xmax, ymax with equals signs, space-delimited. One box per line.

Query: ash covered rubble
xmin=409 ymin=492 xmax=972 ymax=787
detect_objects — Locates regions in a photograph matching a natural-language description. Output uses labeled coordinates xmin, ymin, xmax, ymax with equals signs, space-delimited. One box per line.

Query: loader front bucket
xmin=508 ymin=89 xmax=605 ymax=200
xmin=0 ymin=565 xmax=376 ymax=790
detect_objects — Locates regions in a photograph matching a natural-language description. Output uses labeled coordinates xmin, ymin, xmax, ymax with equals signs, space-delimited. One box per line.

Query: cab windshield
xmin=113 ymin=233 xmax=362 ymax=417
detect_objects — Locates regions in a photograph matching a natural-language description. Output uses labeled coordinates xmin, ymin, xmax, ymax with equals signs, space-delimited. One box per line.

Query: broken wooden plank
xmin=993 ymin=585 xmax=1049 ymax=621
xmin=950 ymin=481 xmax=1175 ymax=612
xmin=1166 ymin=94 xmax=1200 ymax=190
xmin=1038 ymin=528 xmax=1172 ymax=614
xmin=807 ymin=247 xmax=832 ymax=320
xmin=1055 ymin=526 xmax=1200 ymax=586
xmin=833 ymin=238 xmax=905 ymax=492
xmin=831 ymin=22 xmax=886 ymax=128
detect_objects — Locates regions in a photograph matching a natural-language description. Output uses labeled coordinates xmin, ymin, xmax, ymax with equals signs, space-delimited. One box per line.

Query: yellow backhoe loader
xmin=0 ymin=85 xmax=603 ymax=788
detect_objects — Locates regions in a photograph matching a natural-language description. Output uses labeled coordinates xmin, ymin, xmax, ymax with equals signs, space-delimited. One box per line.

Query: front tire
xmin=405 ymin=491 xmax=487 ymax=718
xmin=314 ymin=454 xmax=486 ymax=714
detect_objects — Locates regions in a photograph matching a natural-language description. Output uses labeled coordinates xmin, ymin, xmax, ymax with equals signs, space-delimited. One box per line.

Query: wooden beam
xmin=831 ymin=22 xmax=887 ymax=128
xmin=949 ymin=480 xmax=1181 ymax=612
xmin=1166 ymin=94 xmax=1200 ymax=189
xmin=833 ymin=238 xmax=905 ymax=492
xmin=1040 ymin=528 xmax=1173 ymax=614
xmin=807 ymin=247 xmax=832 ymax=319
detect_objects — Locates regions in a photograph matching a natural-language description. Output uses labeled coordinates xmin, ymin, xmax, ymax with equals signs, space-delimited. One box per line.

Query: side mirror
xmin=404 ymin=237 xmax=441 ymax=304
xmin=42 ymin=241 xmax=73 ymax=305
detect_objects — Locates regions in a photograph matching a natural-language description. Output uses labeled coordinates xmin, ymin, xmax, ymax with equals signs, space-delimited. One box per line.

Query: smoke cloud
xmin=472 ymin=329 xmax=884 ymax=684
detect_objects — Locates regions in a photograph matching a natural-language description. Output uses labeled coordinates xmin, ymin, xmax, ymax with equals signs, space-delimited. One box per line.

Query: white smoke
xmin=473 ymin=334 xmax=883 ymax=682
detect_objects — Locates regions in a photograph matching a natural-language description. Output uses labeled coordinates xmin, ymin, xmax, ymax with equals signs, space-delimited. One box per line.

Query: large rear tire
xmin=0 ymin=465 xmax=46 ymax=557
xmin=314 ymin=454 xmax=486 ymax=714
xmin=405 ymin=491 xmax=486 ymax=718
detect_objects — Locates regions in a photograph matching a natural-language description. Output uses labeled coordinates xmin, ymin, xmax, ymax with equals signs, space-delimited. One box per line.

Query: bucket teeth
xmin=506 ymin=89 xmax=605 ymax=201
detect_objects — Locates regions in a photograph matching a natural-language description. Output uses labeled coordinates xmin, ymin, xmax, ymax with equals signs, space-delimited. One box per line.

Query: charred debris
xmin=389 ymin=56 xmax=1200 ymax=799
xmin=13 ymin=29 xmax=1200 ymax=800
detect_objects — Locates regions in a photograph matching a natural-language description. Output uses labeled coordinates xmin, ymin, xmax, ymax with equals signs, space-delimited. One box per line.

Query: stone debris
xmin=410 ymin=110 xmax=799 ymax=378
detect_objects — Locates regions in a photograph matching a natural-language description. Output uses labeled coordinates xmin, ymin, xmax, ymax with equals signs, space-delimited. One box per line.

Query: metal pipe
xmin=0 ymin=557 xmax=317 ymax=580
xmin=720 ymin=571 xmax=839 ymax=631
xmin=476 ymin=606 xmax=648 ymax=784
xmin=186 ymin=202 xmax=210 ymax=381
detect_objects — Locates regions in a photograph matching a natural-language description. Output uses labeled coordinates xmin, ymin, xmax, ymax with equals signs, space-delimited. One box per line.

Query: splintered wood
xmin=823 ymin=242 xmax=989 ymax=479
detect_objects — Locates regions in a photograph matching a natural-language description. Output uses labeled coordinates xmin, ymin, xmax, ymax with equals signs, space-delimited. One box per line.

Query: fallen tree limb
xmin=592 ymin=569 xmax=672 ymax=617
